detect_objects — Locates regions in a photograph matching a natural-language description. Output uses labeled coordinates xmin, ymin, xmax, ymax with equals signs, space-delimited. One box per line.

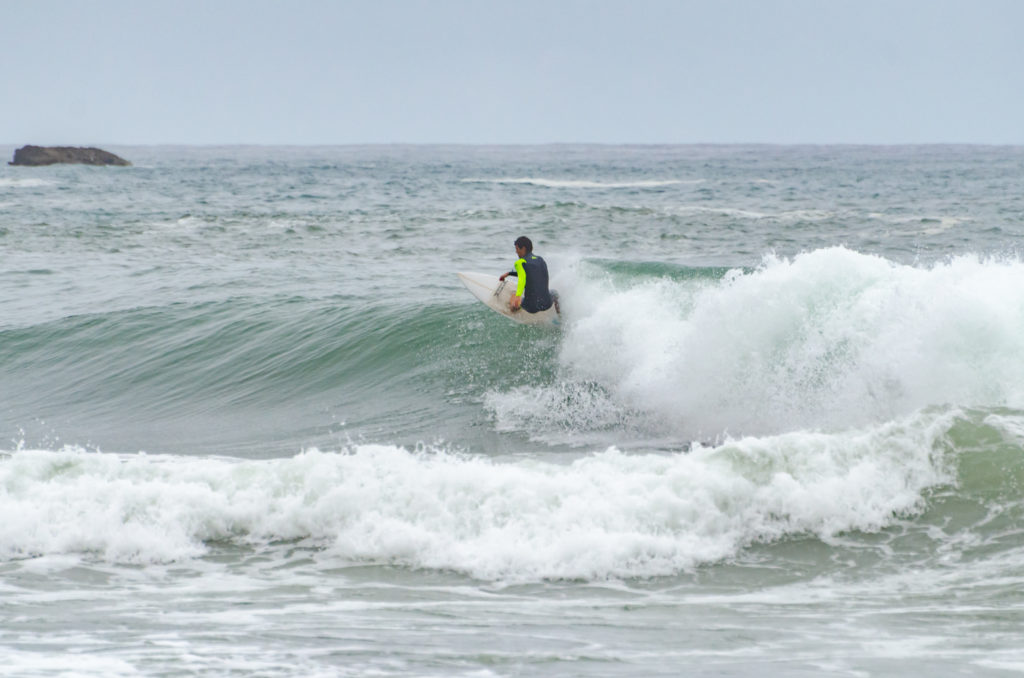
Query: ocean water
xmin=2 ymin=144 xmax=1024 ymax=676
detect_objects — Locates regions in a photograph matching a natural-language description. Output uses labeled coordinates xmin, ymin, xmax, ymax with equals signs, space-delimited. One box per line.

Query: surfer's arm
xmin=510 ymin=259 xmax=526 ymax=310
xmin=513 ymin=259 xmax=526 ymax=297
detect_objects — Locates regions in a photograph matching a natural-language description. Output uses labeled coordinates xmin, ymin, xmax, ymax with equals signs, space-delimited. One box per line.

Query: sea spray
xmin=500 ymin=248 xmax=1024 ymax=442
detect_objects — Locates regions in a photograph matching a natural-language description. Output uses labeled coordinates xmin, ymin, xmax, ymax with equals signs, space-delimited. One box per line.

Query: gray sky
xmin=2 ymin=0 xmax=1022 ymax=145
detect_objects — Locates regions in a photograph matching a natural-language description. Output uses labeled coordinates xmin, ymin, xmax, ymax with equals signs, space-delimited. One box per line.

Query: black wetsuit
xmin=508 ymin=253 xmax=553 ymax=313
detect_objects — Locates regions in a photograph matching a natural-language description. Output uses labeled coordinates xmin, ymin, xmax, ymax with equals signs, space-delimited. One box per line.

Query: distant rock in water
xmin=9 ymin=145 xmax=131 ymax=167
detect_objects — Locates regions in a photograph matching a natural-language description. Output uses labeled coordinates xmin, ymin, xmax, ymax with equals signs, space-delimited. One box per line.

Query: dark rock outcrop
xmin=9 ymin=145 xmax=131 ymax=166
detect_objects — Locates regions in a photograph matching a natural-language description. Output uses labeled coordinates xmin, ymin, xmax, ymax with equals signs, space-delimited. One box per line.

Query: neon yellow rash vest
xmin=507 ymin=253 xmax=553 ymax=313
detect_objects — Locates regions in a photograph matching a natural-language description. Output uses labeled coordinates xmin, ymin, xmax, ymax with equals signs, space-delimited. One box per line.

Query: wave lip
xmin=0 ymin=410 xmax=952 ymax=580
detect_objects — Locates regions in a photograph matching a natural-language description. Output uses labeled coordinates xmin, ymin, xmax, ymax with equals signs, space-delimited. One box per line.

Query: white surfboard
xmin=457 ymin=271 xmax=561 ymax=326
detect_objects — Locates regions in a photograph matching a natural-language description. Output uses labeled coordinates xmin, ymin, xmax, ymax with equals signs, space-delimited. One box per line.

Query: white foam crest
xmin=0 ymin=413 xmax=952 ymax=580
xmin=669 ymin=205 xmax=835 ymax=221
xmin=0 ymin=649 xmax=136 ymax=678
xmin=0 ymin=177 xmax=54 ymax=188
xmin=461 ymin=177 xmax=693 ymax=189
xmin=777 ymin=209 xmax=835 ymax=222
xmin=868 ymin=213 xmax=970 ymax=234
xmin=672 ymin=204 xmax=770 ymax=219
xmin=552 ymin=247 xmax=1024 ymax=436
xmin=982 ymin=413 xmax=1024 ymax=443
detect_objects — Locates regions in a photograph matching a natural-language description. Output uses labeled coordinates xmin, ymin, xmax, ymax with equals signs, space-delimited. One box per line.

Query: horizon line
xmin=3 ymin=141 xmax=1024 ymax=149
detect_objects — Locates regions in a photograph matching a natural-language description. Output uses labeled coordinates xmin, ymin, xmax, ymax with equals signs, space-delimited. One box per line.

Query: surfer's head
xmin=514 ymin=236 xmax=533 ymax=253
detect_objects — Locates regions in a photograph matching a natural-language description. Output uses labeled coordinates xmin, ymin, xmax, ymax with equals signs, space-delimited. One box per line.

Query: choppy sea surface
xmin=3 ymin=144 xmax=1024 ymax=676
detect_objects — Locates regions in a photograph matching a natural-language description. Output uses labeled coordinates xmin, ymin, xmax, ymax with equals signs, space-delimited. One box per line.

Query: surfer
xmin=499 ymin=236 xmax=554 ymax=313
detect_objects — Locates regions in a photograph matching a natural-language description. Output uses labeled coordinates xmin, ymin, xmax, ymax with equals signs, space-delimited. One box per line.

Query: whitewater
xmin=2 ymin=144 xmax=1024 ymax=676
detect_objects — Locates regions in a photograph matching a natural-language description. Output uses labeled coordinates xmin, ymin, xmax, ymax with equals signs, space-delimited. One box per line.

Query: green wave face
xmin=0 ymin=293 xmax=561 ymax=456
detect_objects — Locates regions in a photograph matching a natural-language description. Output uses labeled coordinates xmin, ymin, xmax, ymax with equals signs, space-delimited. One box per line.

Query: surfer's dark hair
xmin=514 ymin=236 xmax=533 ymax=252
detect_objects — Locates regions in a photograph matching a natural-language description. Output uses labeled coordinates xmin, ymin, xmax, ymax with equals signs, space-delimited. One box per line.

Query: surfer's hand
xmin=499 ymin=273 xmax=508 ymax=281
xmin=510 ymin=295 xmax=521 ymax=311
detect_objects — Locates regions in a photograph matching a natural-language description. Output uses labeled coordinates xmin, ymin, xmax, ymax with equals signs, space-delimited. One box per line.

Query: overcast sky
xmin=2 ymin=0 xmax=1022 ymax=145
